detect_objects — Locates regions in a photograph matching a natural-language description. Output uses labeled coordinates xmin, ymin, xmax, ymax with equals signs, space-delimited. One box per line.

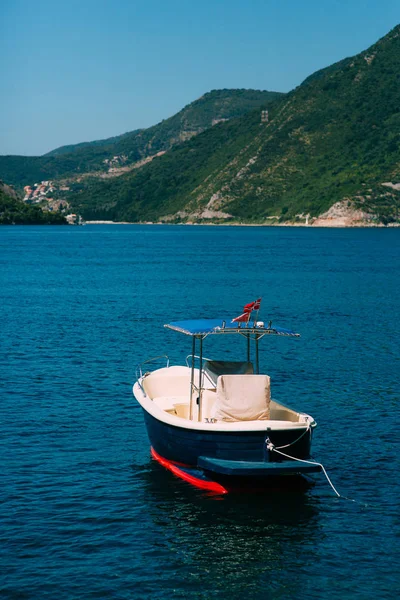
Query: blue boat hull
xmin=142 ymin=409 xmax=313 ymax=468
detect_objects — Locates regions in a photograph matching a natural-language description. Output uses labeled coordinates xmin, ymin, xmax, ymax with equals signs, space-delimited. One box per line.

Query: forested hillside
xmin=0 ymin=89 xmax=282 ymax=188
xmin=68 ymin=25 xmax=400 ymax=225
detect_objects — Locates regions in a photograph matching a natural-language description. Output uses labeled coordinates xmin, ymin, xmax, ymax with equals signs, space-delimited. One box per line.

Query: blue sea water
xmin=0 ymin=224 xmax=399 ymax=600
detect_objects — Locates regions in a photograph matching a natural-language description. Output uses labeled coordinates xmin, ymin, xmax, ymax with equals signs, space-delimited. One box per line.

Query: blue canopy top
xmin=164 ymin=318 xmax=300 ymax=337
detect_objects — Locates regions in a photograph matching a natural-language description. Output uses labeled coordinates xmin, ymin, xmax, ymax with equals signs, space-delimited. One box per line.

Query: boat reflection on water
xmin=135 ymin=462 xmax=323 ymax=598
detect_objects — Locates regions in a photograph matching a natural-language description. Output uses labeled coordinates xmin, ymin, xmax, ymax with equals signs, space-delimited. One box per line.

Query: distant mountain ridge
xmin=44 ymin=131 xmax=140 ymax=157
xmin=67 ymin=24 xmax=400 ymax=225
xmin=0 ymin=89 xmax=283 ymax=187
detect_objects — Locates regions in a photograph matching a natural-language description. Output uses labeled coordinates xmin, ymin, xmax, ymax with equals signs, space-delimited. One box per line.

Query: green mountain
xmin=0 ymin=89 xmax=282 ymax=188
xmin=43 ymin=131 xmax=139 ymax=157
xmin=0 ymin=181 xmax=66 ymax=225
xmin=69 ymin=25 xmax=400 ymax=225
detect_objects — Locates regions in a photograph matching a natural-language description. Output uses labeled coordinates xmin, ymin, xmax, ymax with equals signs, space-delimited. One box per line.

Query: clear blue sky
xmin=1 ymin=0 xmax=399 ymax=156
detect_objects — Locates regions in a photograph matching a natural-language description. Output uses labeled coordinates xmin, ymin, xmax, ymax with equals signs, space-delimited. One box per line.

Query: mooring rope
xmin=266 ymin=424 xmax=363 ymax=503
xmin=266 ymin=439 xmax=342 ymax=497
xmin=266 ymin=420 xmax=345 ymax=498
xmin=273 ymin=422 xmax=311 ymax=450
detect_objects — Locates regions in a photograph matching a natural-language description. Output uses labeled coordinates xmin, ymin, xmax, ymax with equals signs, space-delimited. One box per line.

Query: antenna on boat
xmin=252 ymin=297 xmax=262 ymax=327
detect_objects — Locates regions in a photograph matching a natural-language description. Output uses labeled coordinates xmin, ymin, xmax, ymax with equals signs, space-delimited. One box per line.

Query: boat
xmin=133 ymin=299 xmax=322 ymax=494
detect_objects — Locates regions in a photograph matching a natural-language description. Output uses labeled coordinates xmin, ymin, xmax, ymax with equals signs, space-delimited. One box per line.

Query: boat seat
xmin=210 ymin=374 xmax=270 ymax=422
xmin=142 ymin=373 xmax=191 ymax=399
xmin=203 ymin=360 xmax=253 ymax=386
xmin=153 ymin=396 xmax=187 ymax=411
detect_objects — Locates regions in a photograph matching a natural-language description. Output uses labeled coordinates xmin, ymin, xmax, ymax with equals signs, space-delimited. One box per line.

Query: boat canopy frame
xmin=164 ymin=318 xmax=300 ymax=422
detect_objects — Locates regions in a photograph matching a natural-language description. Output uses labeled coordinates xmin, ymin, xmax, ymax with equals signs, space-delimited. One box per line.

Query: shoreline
xmin=84 ymin=220 xmax=400 ymax=228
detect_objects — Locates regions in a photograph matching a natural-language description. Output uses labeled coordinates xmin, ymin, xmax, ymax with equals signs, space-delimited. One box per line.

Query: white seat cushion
xmin=211 ymin=374 xmax=270 ymax=422
xmin=143 ymin=373 xmax=191 ymax=399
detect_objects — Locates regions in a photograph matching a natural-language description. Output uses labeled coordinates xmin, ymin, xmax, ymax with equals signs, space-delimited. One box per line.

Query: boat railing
xmin=186 ymin=354 xmax=215 ymax=388
xmin=136 ymin=355 xmax=170 ymax=393
xmin=185 ymin=354 xmax=212 ymax=368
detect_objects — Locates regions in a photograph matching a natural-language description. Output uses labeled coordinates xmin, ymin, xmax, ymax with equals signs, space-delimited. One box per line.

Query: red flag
xmin=243 ymin=301 xmax=255 ymax=313
xmin=233 ymin=298 xmax=261 ymax=323
xmin=232 ymin=312 xmax=250 ymax=323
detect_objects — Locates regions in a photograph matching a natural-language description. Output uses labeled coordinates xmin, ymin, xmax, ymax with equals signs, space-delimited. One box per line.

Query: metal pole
xmin=189 ymin=336 xmax=195 ymax=420
xmin=198 ymin=336 xmax=203 ymax=422
xmin=247 ymin=334 xmax=250 ymax=363
xmin=255 ymin=335 xmax=260 ymax=374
